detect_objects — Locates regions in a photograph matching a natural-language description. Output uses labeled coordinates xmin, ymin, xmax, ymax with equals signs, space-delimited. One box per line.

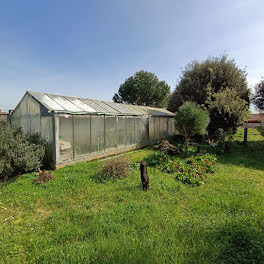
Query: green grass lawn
xmin=1 ymin=128 xmax=264 ymax=264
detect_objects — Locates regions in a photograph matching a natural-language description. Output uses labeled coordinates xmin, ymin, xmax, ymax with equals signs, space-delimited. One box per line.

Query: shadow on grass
xmin=210 ymin=221 xmax=264 ymax=264
xmin=217 ymin=140 xmax=264 ymax=171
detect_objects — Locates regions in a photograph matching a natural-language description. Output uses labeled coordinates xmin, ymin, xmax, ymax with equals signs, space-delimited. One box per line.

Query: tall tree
xmin=168 ymin=55 xmax=250 ymax=136
xmin=253 ymin=78 xmax=264 ymax=111
xmin=174 ymin=102 xmax=209 ymax=157
xmin=113 ymin=70 xmax=170 ymax=108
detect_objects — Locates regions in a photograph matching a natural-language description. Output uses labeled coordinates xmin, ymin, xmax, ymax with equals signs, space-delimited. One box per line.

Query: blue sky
xmin=0 ymin=0 xmax=264 ymax=111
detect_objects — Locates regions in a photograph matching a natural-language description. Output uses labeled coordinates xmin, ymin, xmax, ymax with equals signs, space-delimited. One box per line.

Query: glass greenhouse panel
xmin=91 ymin=115 xmax=105 ymax=153
xmin=154 ymin=117 xmax=160 ymax=139
xmin=117 ymin=116 xmax=126 ymax=147
xmin=41 ymin=116 xmax=53 ymax=143
xmin=163 ymin=118 xmax=168 ymax=137
xmin=149 ymin=117 xmax=155 ymax=141
xmin=20 ymin=94 xmax=29 ymax=117
xmin=59 ymin=115 xmax=74 ymax=162
xmin=30 ymin=116 xmax=41 ymax=135
xmin=127 ymin=116 xmax=135 ymax=145
xmin=168 ymin=117 xmax=172 ymax=136
xmin=171 ymin=118 xmax=176 ymax=135
xmin=28 ymin=95 xmax=40 ymax=116
xmin=105 ymin=116 xmax=117 ymax=150
xmin=73 ymin=115 xmax=91 ymax=157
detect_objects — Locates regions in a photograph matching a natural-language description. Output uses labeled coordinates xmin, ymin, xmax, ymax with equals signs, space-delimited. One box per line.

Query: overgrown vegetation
xmin=146 ymin=150 xmax=217 ymax=185
xmin=0 ymin=121 xmax=45 ymax=180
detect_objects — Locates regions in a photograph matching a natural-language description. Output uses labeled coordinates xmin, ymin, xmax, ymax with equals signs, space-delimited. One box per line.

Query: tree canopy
xmin=253 ymin=78 xmax=264 ymax=111
xmin=113 ymin=70 xmax=170 ymax=108
xmin=206 ymin=87 xmax=249 ymax=136
xmin=168 ymin=55 xmax=250 ymax=136
xmin=174 ymin=102 xmax=210 ymax=157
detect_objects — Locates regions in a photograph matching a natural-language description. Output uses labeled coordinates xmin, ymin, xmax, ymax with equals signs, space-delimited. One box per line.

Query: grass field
xmin=1 ymin=128 xmax=264 ymax=264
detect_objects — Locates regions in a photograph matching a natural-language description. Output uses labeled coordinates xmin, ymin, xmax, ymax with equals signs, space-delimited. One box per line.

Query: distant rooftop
xmin=247 ymin=113 xmax=264 ymax=123
xmin=0 ymin=109 xmax=8 ymax=115
xmin=27 ymin=91 xmax=174 ymax=117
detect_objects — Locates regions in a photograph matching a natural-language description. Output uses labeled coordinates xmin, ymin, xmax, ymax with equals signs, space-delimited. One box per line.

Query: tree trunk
xmin=184 ymin=136 xmax=189 ymax=158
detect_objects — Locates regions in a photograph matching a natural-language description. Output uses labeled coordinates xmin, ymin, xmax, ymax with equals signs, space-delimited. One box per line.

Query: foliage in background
xmin=253 ymin=77 xmax=264 ymax=111
xmin=174 ymin=102 xmax=210 ymax=157
xmin=101 ymin=157 xmax=130 ymax=180
xmin=0 ymin=122 xmax=45 ymax=180
xmin=206 ymin=87 xmax=249 ymax=136
xmin=113 ymin=70 xmax=170 ymax=107
xmin=168 ymin=55 xmax=250 ymax=137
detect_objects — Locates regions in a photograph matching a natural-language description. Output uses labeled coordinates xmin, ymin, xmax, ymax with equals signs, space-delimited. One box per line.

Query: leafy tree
xmin=168 ymin=55 xmax=249 ymax=136
xmin=174 ymin=102 xmax=209 ymax=157
xmin=206 ymin=87 xmax=249 ymax=138
xmin=253 ymin=78 xmax=264 ymax=111
xmin=113 ymin=70 xmax=170 ymax=107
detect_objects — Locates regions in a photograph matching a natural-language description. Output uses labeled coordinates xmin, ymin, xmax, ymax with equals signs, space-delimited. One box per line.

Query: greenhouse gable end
xmin=10 ymin=91 xmax=176 ymax=168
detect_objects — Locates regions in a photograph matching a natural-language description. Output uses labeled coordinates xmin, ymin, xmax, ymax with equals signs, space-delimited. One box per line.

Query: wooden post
xmin=140 ymin=160 xmax=150 ymax=191
xmin=244 ymin=127 xmax=248 ymax=144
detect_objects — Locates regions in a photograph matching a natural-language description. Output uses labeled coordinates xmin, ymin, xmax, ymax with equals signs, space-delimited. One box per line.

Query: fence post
xmin=140 ymin=160 xmax=150 ymax=191
xmin=244 ymin=127 xmax=248 ymax=144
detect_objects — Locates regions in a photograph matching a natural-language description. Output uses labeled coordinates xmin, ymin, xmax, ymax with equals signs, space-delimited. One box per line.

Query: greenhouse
xmin=10 ymin=91 xmax=176 ymax=168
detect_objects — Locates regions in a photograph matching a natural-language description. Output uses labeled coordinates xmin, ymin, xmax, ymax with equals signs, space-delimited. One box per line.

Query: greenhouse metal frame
xmin=11 ymin=91 xmax=175 ymax=168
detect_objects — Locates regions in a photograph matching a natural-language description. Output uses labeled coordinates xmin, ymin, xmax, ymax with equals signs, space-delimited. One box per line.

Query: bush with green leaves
xmin=0 ymin=123 xmax=45 ymax=180
xmin=174 ymin=102 xmax=210 ymax=157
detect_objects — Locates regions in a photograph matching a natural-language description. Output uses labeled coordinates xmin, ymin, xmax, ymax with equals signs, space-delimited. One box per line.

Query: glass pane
xmin=163 ymin=118 xmax=168 ymax=137
xmin=117 ymin=116 xmax=126 ymax=147
xmin=154 ymin=117 xmax=160 ymax=139
xmin=41 ymin=116 xmax=53 ymax=143
xmin=28 ymin=95 xmax=40 ymax=116
xmin=91 ymin=115 xmax=105 ymax=153
xmin=149 ymin=117 xmax=155 ymax=141
xmin=168 ymin=117 xmax=172 ymax=136
xmin=74 ymin=115 xmax=91 ymax=157
xmin=59 ymin=115 xmax=73 ymax=161
xmin=142 ymin=117 xmax=149 ymax=143
xmin=135 ymin=117 xmax=142 ymax=145
xmin=127 ymin=116 xmax=135 ymax=145
xmin=30 ymin=116 xmax=41 ymax=135
xmin=21 ymin=117 xmax=30 ymax=134
xmin=20 ymin=94 xmax=29 ymax=117
xmin=105 ymin=116 xmax=116 ymax=150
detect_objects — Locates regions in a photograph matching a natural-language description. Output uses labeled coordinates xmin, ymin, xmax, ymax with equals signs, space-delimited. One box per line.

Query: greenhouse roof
xmin=28 ymin=91 xmax=174 ymax=117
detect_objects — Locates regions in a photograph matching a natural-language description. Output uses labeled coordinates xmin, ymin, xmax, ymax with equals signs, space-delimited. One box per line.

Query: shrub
xmin=0 ymin=123 xmax=45 ymax=180
xmin=145 ymin=151 xmax=168 ymax=167
xmin=101 ymin=157 xmax=129 ymax=180
xmin=154 ymin=140 xmax=180 ymax=155
xmin=33 ymin=169 xmax=54 ymax=184
xmin=146 ymin=149 xmax=217 ymax=185
xmin=27 ymin=133 xmax=53 ymax=169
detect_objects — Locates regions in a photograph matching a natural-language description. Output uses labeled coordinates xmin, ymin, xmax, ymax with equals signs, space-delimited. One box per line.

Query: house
xmin=0 ymin=109 xmax=8 ymax=121
xmin=243 ymin=113 xmax=264 ymax=128
xmin=10 ymin=91 xmax=175 ymax=168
